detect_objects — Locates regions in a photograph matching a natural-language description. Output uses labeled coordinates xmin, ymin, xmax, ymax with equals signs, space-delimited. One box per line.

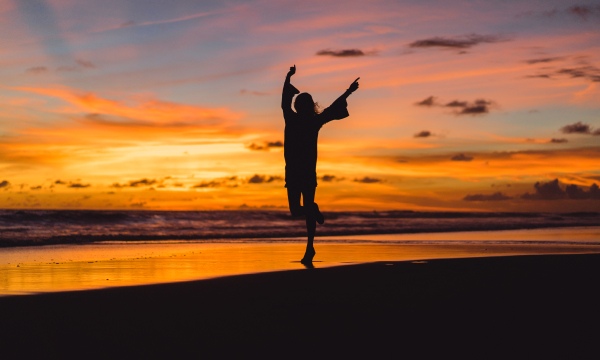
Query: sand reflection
xmin=2 ymin=241 xmax=600 ymax=295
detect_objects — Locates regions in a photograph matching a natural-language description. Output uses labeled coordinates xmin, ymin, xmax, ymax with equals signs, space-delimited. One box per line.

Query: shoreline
xmin=3 ymin=241 xmax=600 ymax=296
xmin=2 ymin=253 xmax=599 ymax=357
xmin=2 ymin=222 xmax=599 ymax=248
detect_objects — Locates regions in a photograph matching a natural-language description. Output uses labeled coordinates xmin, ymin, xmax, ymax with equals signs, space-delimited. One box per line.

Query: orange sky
xmin=1 ymin=0 xmax=599 ymax=211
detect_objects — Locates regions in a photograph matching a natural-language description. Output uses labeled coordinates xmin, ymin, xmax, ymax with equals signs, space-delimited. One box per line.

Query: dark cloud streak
xmin=527 ymin=64 xmax=600 ymax=83
xmin=416 ymin=97 xmax=494 ymax=115
xmin=525 ymin=57 xmax=565 ymax=65
xmin=415 ymin=96 xmax=436 ymax=106
xmin=319 ymin=175 xmax=344 ymax=182
xmin=316 ymin=49 xmax=365 ymax=57
xmin=451 ymin=154 xmax=474 ymax=161
xmin=247 ymin=175 xmax=283 ymax=184
xmin=463 ymin=192 xmax=512 ymax=201
xmin=568 ymin=5 xmax=600 ymax=20
xmin=68 ymin=183 xmax=91 ymax=188
xmin=354 ymin=177 xmax=383 ymax=184
xmin=246 ymin=141 xmax=284 ymax=151
xmin=409 ymin=34 xmax=507 ymax=49
xmin=414 ymin=131 xmax=432 ymax=138
xmin=561 ymin=122 xmax=591 ymax=134
xmin=192 ymin=180 xmax=221 ymax=188
xmin=445 ymin=100 xmax=468 ymax=107
xmin=110 ymin=178 xmax=158 ymax=188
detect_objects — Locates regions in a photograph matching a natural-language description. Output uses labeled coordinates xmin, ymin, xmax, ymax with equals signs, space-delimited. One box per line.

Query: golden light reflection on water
xmin=1 ymin=242 xmax=600 ymax=295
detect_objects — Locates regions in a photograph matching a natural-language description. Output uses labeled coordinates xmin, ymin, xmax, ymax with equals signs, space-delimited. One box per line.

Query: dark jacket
xmin=282 ymin=82 xmax=349 ymax=188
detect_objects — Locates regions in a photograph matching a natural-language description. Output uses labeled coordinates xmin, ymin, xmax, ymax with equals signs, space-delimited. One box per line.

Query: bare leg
xmin=287 ymin=188 xmax=324 ymax=223
xmin=301 ymin=187 xmax=316 ymax=263
xmin=287 ymin=188 xmax=305 ymax=217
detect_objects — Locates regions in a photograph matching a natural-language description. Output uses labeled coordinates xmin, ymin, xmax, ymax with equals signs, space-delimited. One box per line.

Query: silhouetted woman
xmin=282 ymin=65 xmax=359 ymax=263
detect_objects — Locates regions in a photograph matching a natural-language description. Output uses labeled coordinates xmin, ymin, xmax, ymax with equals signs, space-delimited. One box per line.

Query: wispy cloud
xmin=68 ymin=183 xmax=90 ymax=188
xmin=415 ymin=96 xmax=436 ymax=106
xmin=409 ymin=34 xmax=508 ymax=50
xmin=445 ymin=100 xmax=467 ymax=107
xmin=240 ymin=89 xmax=269 ymax=96
xmin=525 ymin=63 xmax=600 ymax=83
xmin=26 ymin=60 xmax=97 ymax=74
xmin=568 ymin=5 xmax=600 ymax=21
xmin=57 ymin=59 xmax=97 ymax=72
xmin=117 ymin=11 xmax=216 ymax=29
xmin=524 ymin=57 xmax=565 ymax=65
xmin=456 ymin=99 xmax=492 ymax=115
xmin=191 ymin=176 xmax=238 ymax=188
xmin=130 ymin=201 xmax=146 ymax=208
xmin=415 ymin=96 xmax=495 ymax=115
xmin=451 ymin=154 xmax=474 ymax=161
xmin=247 ymin=175 xmax=283 ymax=184
xmin=191 ymin=180 xmax=222 ymax=188
xmin=556 ymin=65 xmax=600 ymax=82
xmin=523 ymin=5 xmax=600 ymax=21
xmin=561 ymin=122 xmax=591 ymax=134
xmin=316 ymin=49 xmax=366 ymax=57
xmin=319 ymin=174 xmax=344 ymax=182
xmin=14 ymin=86 xmax=240 ymax=127
xmin=414 ymin=130 xmax=432 ymax=138
xmin=463 ymin=192 xmax=512 ymax=201
xmin=354 ymin=176 xmax=383 ymax=184
xmin=25 ymin=66 xmax=48 ymax=74
xmin=524 ymin=74 xmax=552 ymax=79
xmin=110 ymin=179 xmax=160 ymax=188
xmin=246 ymin=141 xmax=283 ymax=151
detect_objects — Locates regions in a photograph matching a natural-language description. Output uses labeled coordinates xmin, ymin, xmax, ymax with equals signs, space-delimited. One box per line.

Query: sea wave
xmin=0 ymin=209 xmax=598 ymax=247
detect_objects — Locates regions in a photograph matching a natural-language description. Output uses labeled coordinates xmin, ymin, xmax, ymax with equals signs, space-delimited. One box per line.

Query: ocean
xmin=1 ymin=209 xmax=599 ymax=247
xmin=2 ymin=209 xmax=599 ymax=294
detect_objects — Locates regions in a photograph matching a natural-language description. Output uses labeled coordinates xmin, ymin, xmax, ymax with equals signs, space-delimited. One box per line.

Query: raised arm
xmin=318 ymin=77 xmax=359 ymax=126
xmin=336 ymin=77 xmax=360 ymax=102
xmin=281 ymin=65 xmax=299 ymax=111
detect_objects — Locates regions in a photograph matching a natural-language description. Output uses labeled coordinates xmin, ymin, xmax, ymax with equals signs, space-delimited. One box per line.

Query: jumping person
xmin=282 ymin=65 xmax=359 ymax=264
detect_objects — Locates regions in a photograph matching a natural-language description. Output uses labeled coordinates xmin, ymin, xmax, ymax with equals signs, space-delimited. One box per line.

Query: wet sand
xmin=2 ymin=242 xmax=600 ymax=294
xmin=1 ymin=253 xmax=599 ymax=358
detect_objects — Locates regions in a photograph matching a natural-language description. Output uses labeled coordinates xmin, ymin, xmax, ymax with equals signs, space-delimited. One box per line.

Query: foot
xmin=300 ymin=247 xmax=316 ymax=264
xmin=314 ymin=203 xmax=325 ymax=225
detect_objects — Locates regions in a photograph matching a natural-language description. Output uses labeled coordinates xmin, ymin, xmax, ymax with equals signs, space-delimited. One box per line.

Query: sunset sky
xmin=1 ymin=0 xmax=599 ymax=211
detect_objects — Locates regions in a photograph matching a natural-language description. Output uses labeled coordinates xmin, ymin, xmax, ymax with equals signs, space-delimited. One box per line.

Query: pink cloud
xmin=14 ymin=86 xmax=241 ymax=125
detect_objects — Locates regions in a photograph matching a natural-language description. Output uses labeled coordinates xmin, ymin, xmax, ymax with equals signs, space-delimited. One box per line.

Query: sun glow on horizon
xmin=0 ymin=0 xmax=599 ymax=212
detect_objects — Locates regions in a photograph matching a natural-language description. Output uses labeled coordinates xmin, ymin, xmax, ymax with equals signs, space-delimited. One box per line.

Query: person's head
xmin=294 ymin=93 xmax=319 ymax=116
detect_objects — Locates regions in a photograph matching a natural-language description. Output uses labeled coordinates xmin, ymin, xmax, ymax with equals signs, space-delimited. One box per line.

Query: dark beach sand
xmin=1 ymin=253 xmax=599 ymax=358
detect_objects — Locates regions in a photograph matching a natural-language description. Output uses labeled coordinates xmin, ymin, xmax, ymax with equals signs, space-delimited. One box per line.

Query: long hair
xmin=294 ymin=93 xmax=320 ymax=116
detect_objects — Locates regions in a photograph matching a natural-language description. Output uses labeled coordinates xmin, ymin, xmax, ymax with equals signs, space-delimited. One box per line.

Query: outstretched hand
xmin=348 ymin=77 xmax=360 ymax=92
xmin=288 ymin=65 xmax=296 ymax=77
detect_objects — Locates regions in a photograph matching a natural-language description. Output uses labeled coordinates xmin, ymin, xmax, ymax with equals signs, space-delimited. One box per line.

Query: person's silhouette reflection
xmin=282 ymin=65 xmax=359 ymax=264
